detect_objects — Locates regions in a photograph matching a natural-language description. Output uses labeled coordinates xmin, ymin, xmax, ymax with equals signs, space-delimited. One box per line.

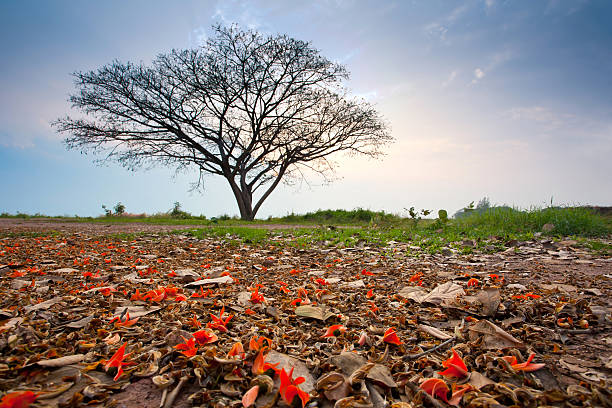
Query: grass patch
xmin=453 ymin=206 xmax=609 ymax=237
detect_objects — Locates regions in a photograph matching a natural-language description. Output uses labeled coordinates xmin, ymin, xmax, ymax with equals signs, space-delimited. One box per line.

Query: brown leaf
xmin=295 ymin=305 xmax=334 ymax=321
xmin=476 ymin=288 xmax=500 ymax=317
xmin=37 ymin=354 xmax=85 ymax=367
xmin=468 ymin=320 xmax=524 ymax=349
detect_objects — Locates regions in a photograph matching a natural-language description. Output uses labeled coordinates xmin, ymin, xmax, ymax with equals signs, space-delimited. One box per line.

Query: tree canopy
xmin=54 ymin=25 xmax=392 ymax=220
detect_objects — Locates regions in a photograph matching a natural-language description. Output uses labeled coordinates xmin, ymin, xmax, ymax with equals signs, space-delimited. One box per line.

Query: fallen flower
xmin=419 ymin=378 xmax=449 ymax=403
xmin=383 ymin=327 xmax=402 ymax=345
xmin=252 ymin=348 xmax=279 ymax=375
xmin=249 ymin=336 xmax=273 ymax=351
xmin=110 ymin=312 xmax=139 ymax=328
xmin=174 ymin=336 xmax=198 ymax=357
xmin=208 ymin=306 xmax=233 ymax=332
xmin=0 ymin=390 xmax=39 ymax=408
xmin=322 ymin=324 xmax=347 ymax=338
xmin=250 ymin=287 xmax=264 ymax=304
xmin=504 ymin=352 xmax=545 ymax=372
xmin=193 ymin=329 xmax=218 ymax=346
xmin=279 ymin=367 xmax=310 ymax=408
xmin=228 ymin=342 xmax=245 ymax=359
xmin=366 ymin=288 xmax=374 ymax=299
xmin=438 ymin=348 xmax=469 ymax=379
xmin=104 ymin=343 xmax=134 ymax=381
xmin=467 ymin=278 xmax=479 ymax=287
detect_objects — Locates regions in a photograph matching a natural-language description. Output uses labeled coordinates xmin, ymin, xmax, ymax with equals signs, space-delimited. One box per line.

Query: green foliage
xmin=113 ymin=202 xmax=126 ymax=216
xmin=169 ymin=202 xmax=191 ymax=219
xmin=438 ymin=209 xmax=448 ymax=222
xmin=101 ymin=205 xmax=112 ymax=217
xmin=277 ymin=208 xmax=400 ymax=225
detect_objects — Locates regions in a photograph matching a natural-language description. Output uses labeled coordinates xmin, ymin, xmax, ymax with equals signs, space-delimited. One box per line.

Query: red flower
xmin=419 ymin=378 xmax=449 ymax=403
xmin=227 ymin=342 xmax=245 ymax=359
xmin=0 ymin=391 xmax=38 ymax=408
xmin=189 ymin=314 xmax=202 ymax=329
xmin=383 ymin=327 xmax=402 ymax=345
xmin=110 ymin=312 xmax=139 ymax=328
xmin=252 ymin=348 xmax=279 ymax=375
xmin=249 ymin=336 xmax=272 ymax=351
xmin=279 ymin=367 xmax=310 ymax=408
xmin=366 ymin=289 xmax=374 ymax=299
xmin=322 ymin=324 xmax=347 ymax=338
xmin=174 ymin=336 xmax=198 ymax=357
xmin=207 ymin=306 xmax=233 ymax=332
xmin=244 ymin=308 xmax=256 ymax=315
xmin=438 ymin=349 xmax=468 ymax=379
xmin=104 ymin=343 xmax=134 ymax=381
xmin=503 ymin=353 xmax=545 ymax=372
xmin=250 ymin=287 xmax=265 ymax=304
xmin=361 ymin=269 xmax=374 ymax=276
xmin=466 ymin=278 xmax=479 ymax=287
xmin=409 ymin=272 xmax=422 ymax=282
xmin=192 ymin=330 xmax=218 ymax=346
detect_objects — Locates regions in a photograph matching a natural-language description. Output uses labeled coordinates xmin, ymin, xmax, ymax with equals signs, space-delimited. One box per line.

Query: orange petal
xmin=242 ymin=385 xmax=259 ymax=408
xmin=420 ymin=378 xmax=449 ymax=403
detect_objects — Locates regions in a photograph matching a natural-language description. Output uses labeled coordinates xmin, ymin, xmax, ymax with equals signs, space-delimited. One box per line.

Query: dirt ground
xmin=1 ymin=219 xmax=610 ymax=407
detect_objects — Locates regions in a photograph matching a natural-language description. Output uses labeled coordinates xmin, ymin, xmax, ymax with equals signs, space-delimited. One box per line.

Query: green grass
xmin=2 ymin=206 xmax=610 ymax=254
xmin=453 ymin=206 xmax=609 ymax=237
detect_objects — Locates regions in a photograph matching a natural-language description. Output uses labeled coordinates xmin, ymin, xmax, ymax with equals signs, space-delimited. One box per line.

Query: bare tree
xmin=53 ymin=25 xmax=392 ymax=220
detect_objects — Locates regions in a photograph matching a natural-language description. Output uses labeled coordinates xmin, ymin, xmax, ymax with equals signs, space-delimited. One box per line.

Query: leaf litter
xmin=0 ymin=223 xmax=610 ymax=407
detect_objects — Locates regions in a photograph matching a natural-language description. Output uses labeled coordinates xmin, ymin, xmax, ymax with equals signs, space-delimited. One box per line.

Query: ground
xmin=0 ymin=220 xmax=610 ymax=407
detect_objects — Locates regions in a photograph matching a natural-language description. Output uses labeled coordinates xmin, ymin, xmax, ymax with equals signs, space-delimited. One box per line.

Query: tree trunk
xmin=226 ymin=178 xmax=256 ymax=221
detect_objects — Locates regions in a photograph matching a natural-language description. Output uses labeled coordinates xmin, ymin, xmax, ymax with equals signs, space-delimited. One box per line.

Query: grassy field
xmin=2 ymin=206 xmax=611 ymax=255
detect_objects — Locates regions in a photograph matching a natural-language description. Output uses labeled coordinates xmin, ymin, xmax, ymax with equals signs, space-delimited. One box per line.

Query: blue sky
xmin=1 ymin=0 xmax=611 ymax=217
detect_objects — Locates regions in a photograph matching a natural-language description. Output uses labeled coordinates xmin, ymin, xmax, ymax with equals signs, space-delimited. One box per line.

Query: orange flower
xmin=438 ymin=349 xmax=468 ymax=379
xmin=419 ymin=378 xmax=449 ymax=403
xmin=322 ymin=324 xmax=347 ymax=338
xmin=110 ymin=312 xmax=139 ymax=328
xmin=0 ymin=390 xmax=39 ymax=408
xmin=279 ymin=367 xmax=310 ymax=408
xmin=207 ymin=306 xmax=233 ymax=332
xmin=193 ymin=330 xmax=218 ymax=346
xmin=227 ymin=342 xmax=245 ymax=359
xmin=504 ymin=353 xmax=545 ymax=372
xmin=361 ymin=269 xmax=374 ymax=276
xmin=104 ymin=343 xmax=134 ymax=381
xmin=252 ymin=348 xmax=279 ymax=375
xmin=466 ymin=278 xmax=479 ymax=287
xmin=382 ymin=327 xmax=402 ymax=345
xmin=242 ymin=385 xmax=259 ymax=408
xmin=244 ymin=308 xmax=256 ymax=315
xmin=174 ymin=336 xmax=198 ymax=357
xmin=314 ymin=278 xmax=329 ymax=286
xmin=366 ymin=289 xmax=374 ymax=299
xmin=250 ymin=287 xmax=264 ymax=304
xmin=409 ymin=272 xmax=422 ymax=282
xmin=290 ymin=298 xmax=303 ymax=306
xmin=189 ymin=314 xmax=202 ymax=329
xmin=448 ymin=384 xmax=473 ymax=406
xmin=249 ymin=335 xmax=273 ymax=351
xmin=130 ymin=289 xmax=144 ymax=301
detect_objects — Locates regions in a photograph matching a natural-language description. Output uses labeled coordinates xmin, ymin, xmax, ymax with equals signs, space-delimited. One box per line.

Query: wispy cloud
xmin=442 ymin=70 xmax=458 ymax=87
xmin=423 ymin=4 xmax=469 ymax=42
xmin=471 ymin=49 xmax=516 ymax=84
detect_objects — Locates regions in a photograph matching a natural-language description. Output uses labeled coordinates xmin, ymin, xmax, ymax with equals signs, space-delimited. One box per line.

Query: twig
xmin=163 ymin=376 xmax=188 ymax=408
xmin=402 ymin=337 xmax=455 ymax=361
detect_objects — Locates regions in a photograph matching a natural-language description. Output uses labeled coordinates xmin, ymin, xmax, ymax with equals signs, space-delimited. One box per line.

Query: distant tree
xmin=53 ymin=25 xmax=392 ymax=220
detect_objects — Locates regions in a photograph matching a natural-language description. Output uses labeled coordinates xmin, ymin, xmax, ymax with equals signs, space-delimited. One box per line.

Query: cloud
xmin=471 ymin=49 xmax=516 ymax=84
xmin=442 ymin=70 xmax=458 ymax=87
xmin=423 ymin=4 xmax=469 ymax=42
